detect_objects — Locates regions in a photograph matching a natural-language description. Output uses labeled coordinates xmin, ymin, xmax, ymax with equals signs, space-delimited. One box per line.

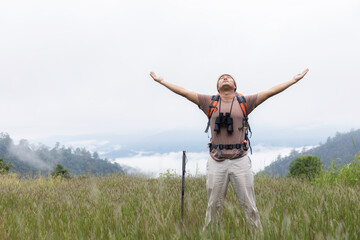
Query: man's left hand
xmin=293 ymin=68 xmax=309 ymax=82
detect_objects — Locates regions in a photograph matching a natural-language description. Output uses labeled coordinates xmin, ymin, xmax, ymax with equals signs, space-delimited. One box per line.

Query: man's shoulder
xmin=197 ymin=94 xmax=215 ymax=113
xmin=244 ymin=94 xmax=258 ymax=114
xmin=198 ymin=94 xmax=214 ymax=103
xmin=244 ymin=94 xmax=258 ymax=102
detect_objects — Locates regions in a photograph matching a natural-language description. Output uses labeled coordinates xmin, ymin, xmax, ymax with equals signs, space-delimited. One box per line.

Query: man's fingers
xmin=296 ymin=68 xmax=309 ymax=79
xmin=150 ymin=72 xmax=157 ymax=79
xmin=150 ymin=72 xmax=163 ymax=82
xmin=302 ymin=68 xmax=309 ymax=76
xmin=293 ymin=68 xmax=309 ymax=82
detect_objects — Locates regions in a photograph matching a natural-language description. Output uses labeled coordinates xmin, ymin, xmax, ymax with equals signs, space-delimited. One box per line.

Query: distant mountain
xmin=0 ymin=133 xmax=125 ymax=176
xmin=261 ymin=129 xmax=360 ymax=177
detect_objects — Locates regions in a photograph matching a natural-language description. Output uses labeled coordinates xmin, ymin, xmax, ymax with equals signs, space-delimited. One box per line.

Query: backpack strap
xmin=235 ymin=92 xmax=248 ymax=117
xmin=235 ymin=92 xmax=252 ymax=153
xmin=204 ymin=94 xmax=220 ymax=133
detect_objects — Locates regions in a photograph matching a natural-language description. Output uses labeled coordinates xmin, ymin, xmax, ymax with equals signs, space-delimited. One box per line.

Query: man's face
xmin=217 ymin=74 xmax=236 ymax=92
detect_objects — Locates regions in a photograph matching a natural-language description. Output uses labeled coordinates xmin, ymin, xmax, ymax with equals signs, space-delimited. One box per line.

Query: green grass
xmin=0 ymin=174 xmax=359 ymax=239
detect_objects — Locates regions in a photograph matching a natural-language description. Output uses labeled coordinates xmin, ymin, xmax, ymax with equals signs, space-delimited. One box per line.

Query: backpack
xmin=205 ymin=92 xmax=252 ymax=153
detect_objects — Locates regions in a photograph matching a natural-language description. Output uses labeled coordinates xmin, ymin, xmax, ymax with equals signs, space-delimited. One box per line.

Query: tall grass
xmin=0 ymin=172 xmax=359 ymax=239
xmin=315 ymin=154 xmax=360 ymax=186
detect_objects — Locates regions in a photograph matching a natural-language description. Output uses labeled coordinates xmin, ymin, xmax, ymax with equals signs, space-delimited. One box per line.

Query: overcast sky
xmin=1 ymin=0 xmax=360 ymax=142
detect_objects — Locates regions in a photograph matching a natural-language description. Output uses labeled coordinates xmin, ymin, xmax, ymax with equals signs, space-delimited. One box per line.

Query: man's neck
xmin=219 ymin=90 xmax=235 ymax=101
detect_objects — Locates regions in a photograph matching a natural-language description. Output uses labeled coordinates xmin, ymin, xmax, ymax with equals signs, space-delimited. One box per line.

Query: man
xmin=150 ymin=69 xmax=309 ymax=230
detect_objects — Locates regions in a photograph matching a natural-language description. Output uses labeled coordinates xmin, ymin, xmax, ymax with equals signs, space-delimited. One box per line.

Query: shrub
xmin=289 ymin=155 xmax=322 ymax=180
xmin=0 ymin=158 xmax=12 ymax=174
xmin=159 ymin=169 xmax=178 ymax=179
xmin=51 ymin=164 xmax=71 ymax=178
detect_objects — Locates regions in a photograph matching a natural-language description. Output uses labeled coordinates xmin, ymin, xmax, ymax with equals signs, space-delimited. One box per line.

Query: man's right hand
xmin=150 ymin=72 xmax=163 ymax=83
xmin=149 ymin=72 xmax=199 ymax=105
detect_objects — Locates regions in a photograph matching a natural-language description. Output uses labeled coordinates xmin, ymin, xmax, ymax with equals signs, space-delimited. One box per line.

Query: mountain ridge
xmin=261 ymin=129 xmax=360 ymax=176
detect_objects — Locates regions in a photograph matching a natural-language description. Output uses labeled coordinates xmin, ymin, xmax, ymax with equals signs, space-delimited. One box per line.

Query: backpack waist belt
xmin=209 ymin=143 xmax=243 ymax=150
xmin=208 ymin=142 xmax=249 ymax=157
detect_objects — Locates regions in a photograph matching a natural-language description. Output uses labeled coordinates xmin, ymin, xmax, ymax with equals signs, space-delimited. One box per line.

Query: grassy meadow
xmin=0 ymin=173 xmax=359 ymax=239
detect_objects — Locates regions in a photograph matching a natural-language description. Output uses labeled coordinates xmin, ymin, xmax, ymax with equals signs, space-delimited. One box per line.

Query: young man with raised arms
xmin=150 ymin=69 xmax=309 ymax=230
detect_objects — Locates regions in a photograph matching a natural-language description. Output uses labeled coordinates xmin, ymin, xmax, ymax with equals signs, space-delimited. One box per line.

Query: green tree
xmin=289 ymin=155 xmax=322 ymax=180
xmin=93 ymin=152 xmax=99 ymax=160
xmin=0 ymin=158 xmax=12 ymax=174
xmin=51 ymin=164 xmax=70 ymax=178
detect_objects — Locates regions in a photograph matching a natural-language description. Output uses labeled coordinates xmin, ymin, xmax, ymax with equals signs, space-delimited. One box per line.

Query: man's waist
xmin=208 ymin=143 xmax=245 ymax=150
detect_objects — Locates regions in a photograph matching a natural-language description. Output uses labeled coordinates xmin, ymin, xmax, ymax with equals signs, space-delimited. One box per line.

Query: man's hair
xmin=217 ymin=74 xmax=237 ymax=92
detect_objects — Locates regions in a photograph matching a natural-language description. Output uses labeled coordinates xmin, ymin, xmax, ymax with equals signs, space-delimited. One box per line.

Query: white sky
xmin=1 ymin=0 xmax=360 ymax=141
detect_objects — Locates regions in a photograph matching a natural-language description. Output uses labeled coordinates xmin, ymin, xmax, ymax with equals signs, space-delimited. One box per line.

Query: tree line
xmin=0 ymin=132 xmax=125 ymax=176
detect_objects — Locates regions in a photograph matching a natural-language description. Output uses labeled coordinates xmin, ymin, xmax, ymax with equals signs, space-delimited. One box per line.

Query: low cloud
xmin=9 ymin=143 xmax=51 ymax=171
xmin=114 ymin=145 xmax=314 ymax=177
xmin=114 ymin=151 xmax=208 ymax=178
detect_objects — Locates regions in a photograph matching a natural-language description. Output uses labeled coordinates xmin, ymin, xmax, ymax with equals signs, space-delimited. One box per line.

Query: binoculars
xmin=214 ymin=112 xmax=233 ymax=133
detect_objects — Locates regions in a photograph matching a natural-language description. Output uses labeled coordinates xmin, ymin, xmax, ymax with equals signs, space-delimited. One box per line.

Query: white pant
xmin=204 ymin=155 xmax=262 ymax=229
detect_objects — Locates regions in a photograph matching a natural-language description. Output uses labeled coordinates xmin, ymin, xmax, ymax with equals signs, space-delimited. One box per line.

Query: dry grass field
xmin=0 ymin=172 xmax=359 ymax=239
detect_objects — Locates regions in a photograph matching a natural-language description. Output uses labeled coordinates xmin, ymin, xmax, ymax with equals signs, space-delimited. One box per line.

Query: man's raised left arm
xmin=255 ymin=68 xmax=309 ymax=107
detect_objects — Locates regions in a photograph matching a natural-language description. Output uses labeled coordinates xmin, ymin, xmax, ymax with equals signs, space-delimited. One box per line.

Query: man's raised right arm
xmin=150 ymin=72 xmax=200 ymax=105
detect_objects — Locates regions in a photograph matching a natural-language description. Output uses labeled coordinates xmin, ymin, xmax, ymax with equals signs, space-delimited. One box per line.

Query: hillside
xmin=0 ymin=132 xmax=124 ymax=176
xmin=261 ymin=129 xmax=360 ymax=176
